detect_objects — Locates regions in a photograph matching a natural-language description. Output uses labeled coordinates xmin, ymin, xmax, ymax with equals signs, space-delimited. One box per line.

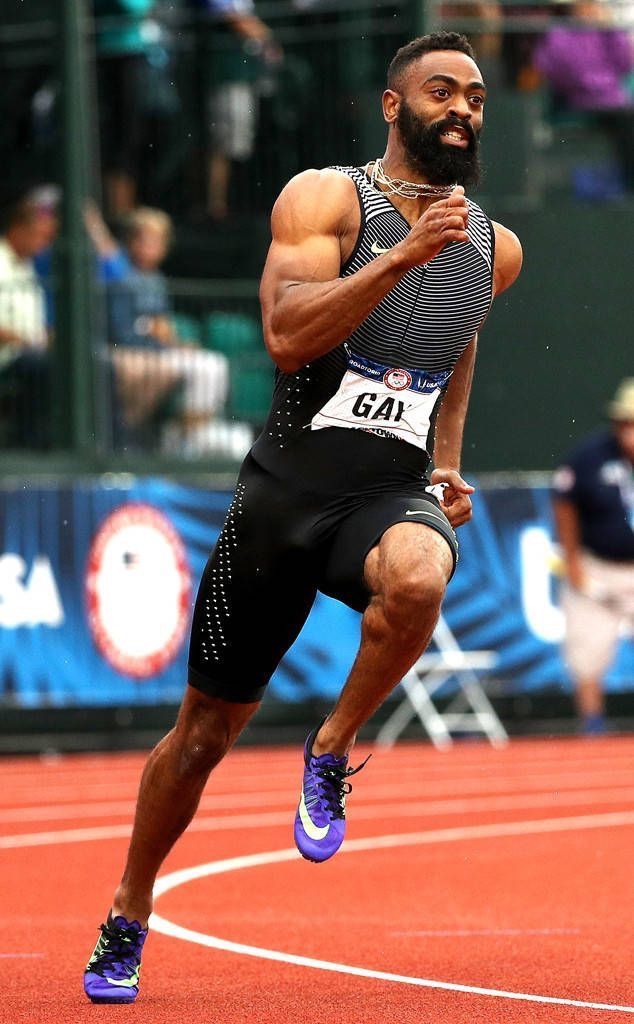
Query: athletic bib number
xmin=311 ymin=348 xmax=451 ymax=451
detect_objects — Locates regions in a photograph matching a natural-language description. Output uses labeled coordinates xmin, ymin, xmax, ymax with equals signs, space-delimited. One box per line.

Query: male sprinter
xmin=84 ymin=31 xmax=522 ymax=1002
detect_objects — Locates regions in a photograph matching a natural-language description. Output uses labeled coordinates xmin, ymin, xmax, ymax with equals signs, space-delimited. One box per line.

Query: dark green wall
xmin=463 ymin=202 xmax=632 ymax=472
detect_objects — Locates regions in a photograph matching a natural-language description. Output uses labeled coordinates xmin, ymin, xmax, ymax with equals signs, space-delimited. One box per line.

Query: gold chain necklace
xmin=366 ymin=158 xmax=456 ymax=198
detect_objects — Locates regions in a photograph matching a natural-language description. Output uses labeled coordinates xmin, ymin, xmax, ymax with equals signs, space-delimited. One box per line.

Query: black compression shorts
xmin=187 ymin=429 xmax=458 ymax=703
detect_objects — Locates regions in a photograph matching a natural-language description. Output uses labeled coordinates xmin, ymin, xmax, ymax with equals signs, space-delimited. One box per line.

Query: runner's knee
xmin=174 ymin=697 xmax=249 ymax=777
xmin=381 ymin=564 xmax=446 ymax=634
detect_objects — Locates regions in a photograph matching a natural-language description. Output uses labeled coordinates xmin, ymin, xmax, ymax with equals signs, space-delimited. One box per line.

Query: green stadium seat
xmin=172 ymin=313 xmax=202 ymax=346
xmin=204 ymin=311 xmax=262 ymax=356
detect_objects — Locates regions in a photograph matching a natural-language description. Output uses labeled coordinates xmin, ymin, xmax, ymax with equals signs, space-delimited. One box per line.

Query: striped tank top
xmin=253 ymin=164 xmax=494 ymax=473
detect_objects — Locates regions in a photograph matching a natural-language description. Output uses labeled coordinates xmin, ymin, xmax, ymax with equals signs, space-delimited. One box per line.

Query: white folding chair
xmin=375 ymin=614 xmax=508 ymax=750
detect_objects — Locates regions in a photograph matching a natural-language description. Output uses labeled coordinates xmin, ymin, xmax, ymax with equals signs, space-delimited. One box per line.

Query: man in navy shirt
xmin=552 ymin=378 xmax=634 ymax=734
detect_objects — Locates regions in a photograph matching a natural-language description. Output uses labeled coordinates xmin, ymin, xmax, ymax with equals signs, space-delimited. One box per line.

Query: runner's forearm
xmin=263 ymin=249 xmax=410 ymax=372
xmin=433 ymin=408 xmax=466 ymax=470
xmin=433 ymin=336 xmax=476 ymax=469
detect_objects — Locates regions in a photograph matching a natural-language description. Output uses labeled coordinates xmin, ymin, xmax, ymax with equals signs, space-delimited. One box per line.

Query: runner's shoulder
xmin=271 ymin=167 xmax=358 ymax=235
xmin=491 ymin=220 xmax=523 ymax=295
xmin=492 ymin=219 xmax=522 ymax=248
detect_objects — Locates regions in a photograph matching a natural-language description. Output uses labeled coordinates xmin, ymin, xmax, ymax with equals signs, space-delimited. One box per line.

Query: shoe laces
xmin=87 ymin=920 xmax=142 ymax=977
xmin=314 ymin=754 xmax=371 ymax=820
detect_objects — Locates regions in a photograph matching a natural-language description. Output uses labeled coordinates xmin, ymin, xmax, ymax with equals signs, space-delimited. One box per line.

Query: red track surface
xmin=3 ymin=735 xmax=634 ymax=1023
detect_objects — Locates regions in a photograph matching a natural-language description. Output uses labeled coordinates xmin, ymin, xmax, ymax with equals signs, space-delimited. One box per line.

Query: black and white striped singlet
xmin=252 ymin=164 xmax=495 ymax=473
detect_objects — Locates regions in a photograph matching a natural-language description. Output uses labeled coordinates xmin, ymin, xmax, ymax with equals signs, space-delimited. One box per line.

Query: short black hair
xmin=0 ymin=197 xmax=38 ymax=234
xmin=387 ymin=32 xmax=477 ymax=90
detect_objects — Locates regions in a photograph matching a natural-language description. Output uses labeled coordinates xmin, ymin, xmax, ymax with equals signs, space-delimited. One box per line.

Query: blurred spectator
xmin=552 ymin=378 xmax=634 ymax=735
xmin=191 ymin=0 xmax=282 ymax=219
xmin=94 ymin=0 xmax=156 ymax=217
xmin=499 ymin=2 xmax=545 ymax=91
xmin=533 ymin=0 xmax=634 ymax=193
xmin=132 ymin=8 xmax=182 ymax=209
xmin=439 ymin=3 xmax=503 ymax=65
xmin=85 ymin=203 xmax=229 ymax=450
xmin=31 ymin=184 xmax=62 ymax=331
xmin=0 ymin=193 xmax=56 ymax=448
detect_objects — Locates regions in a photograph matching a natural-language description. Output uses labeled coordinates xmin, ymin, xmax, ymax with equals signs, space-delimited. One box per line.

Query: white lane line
xmin=0 ymin=823 xmax=133 ymax=849
xmin=0 ymin=799 xmax=139 ymax=823
xmin=6 ymin=750 xmax=634 ymax=780
xmin=4 ymin=796 xmax=634 ymax=850
xmin=392 ymin=929 xmax=581 ymax=937
xmin=4 ymin=766 xmax=634 ymax=812
xmin=0 ymin=781 xmax=160 ymax=804
xmin=3 ymin=743 xmax=633 ymax=787
xmin=0 ymin=953 xmax=45 ymax=958
xmin=151 ymin=813 xmax=634 ymax=1015
xmin=4 ymin=782 xmax=634 ymax=827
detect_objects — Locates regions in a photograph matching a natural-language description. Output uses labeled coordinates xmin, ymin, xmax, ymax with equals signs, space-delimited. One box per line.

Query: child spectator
xmin=85 ymin=203 xmax=229 ymax=450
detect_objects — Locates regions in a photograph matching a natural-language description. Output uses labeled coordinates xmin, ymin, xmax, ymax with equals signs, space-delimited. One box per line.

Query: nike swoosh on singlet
xmin=370 ymin=240 xmax=392 ymax=255
xmin=298 ymin=792 xmax=330 ymax=841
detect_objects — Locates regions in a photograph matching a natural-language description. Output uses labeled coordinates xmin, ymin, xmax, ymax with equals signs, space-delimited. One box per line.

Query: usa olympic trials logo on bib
xmin=383 ymin=368 xmax=412 ymax=391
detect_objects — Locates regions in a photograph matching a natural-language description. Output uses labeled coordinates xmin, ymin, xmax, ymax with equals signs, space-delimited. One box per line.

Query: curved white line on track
xmin=151 ymin=813 xmax=634 ymax=1016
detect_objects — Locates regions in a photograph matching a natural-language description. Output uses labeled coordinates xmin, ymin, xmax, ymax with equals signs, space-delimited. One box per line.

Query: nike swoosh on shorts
xmin=405 ymin=509 xmax=451 ymax=529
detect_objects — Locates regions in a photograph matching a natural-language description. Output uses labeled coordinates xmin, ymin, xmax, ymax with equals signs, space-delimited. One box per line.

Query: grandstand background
xmin=0 ymin=0 xmax=632 ymax=751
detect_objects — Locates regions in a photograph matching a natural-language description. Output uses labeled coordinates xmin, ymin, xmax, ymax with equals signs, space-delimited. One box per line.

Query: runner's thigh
xmin=188 ymin=455 xmax=317 ymax=702
xmin=319 ymin=491 xmax=457 ymax=612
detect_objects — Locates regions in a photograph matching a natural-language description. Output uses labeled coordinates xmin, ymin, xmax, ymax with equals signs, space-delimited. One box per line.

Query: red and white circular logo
xmin=383 ymin=368 xmax=412 ymax=391
xmin=86 ymin=503 xmax=191 ymax=678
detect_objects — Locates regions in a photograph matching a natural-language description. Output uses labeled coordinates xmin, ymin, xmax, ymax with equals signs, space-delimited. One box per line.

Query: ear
xmin=382 ymin=89 xmax=401 ymax=125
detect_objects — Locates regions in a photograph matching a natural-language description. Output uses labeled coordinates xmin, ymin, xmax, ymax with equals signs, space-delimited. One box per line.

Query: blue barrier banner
xmin=0 ymin=479 xmax=631 ymax=707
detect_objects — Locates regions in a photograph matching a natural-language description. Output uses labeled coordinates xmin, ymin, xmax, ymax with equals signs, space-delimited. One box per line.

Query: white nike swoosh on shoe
xmin=298 ymin=792 xmax=330 ymax=841
xmin=106 ymin=974 xmax=139 ymax=988
xmin=370 ymin=240 xmax=392 ymax=255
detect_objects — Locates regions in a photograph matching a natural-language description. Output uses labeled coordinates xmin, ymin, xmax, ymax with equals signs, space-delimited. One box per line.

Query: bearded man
xmin=84 ymin=31 xmax=522 ymax=1004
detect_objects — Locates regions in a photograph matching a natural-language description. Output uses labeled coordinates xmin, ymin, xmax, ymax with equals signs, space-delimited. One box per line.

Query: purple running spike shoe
xmin=84 ymin=912 xmax=148 ymax=1003
xmin=294 ymin=721 xmax=370 ymax=863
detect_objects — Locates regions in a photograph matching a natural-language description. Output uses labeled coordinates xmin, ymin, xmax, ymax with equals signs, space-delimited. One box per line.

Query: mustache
xmin=433 ymin=116 xmax=478 ymax=146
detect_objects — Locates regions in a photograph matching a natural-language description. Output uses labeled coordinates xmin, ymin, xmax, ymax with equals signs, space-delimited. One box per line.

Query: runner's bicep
xmin=263 ymin=234 xmax=342 ymax=293
xmin=259 ymin=232 xmax=342 ymax=336
xmin=261 ymin=173 xmax=347 ymax=293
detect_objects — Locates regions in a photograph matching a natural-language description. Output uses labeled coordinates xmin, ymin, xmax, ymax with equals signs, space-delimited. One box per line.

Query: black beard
xmin=396 ymin=99 xmax=482 ymax=189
